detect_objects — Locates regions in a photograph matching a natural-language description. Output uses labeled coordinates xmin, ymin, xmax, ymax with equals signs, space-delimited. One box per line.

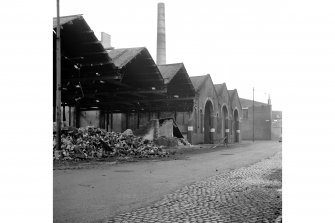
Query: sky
xmin=54 ymin=0 xmax=335 ymax=111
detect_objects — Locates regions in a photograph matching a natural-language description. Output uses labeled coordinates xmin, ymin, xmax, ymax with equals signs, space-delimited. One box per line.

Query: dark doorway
xmin=234 ymin=109 xmax=239 ymax=142
xmin=204 ymin=100 xmax=214 ymax=144
xmin=222 ymin=106 xmax=228 ymax=143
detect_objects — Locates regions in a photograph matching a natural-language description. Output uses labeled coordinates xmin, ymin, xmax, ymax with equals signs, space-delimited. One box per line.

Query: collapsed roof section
xmin=158 ymin=63 xmax=195 ymax=97
xmin=108 ymin=47 xmax=164 ymax=90
xmin=53 ymin=15 xmax=192 ymax=113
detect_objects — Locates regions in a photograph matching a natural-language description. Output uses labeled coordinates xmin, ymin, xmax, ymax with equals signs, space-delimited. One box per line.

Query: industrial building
xmin=53 ymin=12 xmax=245 ymax=145
xmin=240 ymin=98 xmax=272 ymax=140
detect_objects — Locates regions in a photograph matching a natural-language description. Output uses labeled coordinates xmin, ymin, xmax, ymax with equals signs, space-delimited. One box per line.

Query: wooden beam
xmin=115 ymin=89 xmax=167 ymax=95
xmin=81 ymin=40 xmax=101 ymax=45
xmin=71 ymin=97 xmax=194 ymax=104
xmin=80 ymin=61 xmax=114 ymax=67
xmin=62 ymin=75 xmax=122 ymax=82
xmin=80 ymin=51 xmax=109 ymax=56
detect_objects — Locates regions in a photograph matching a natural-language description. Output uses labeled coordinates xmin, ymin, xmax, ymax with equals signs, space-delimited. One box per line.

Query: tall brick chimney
xmin=156 ymin=2 xmax=166 ymax=65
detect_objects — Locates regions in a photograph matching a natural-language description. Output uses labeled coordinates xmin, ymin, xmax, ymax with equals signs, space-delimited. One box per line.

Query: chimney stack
xmin=101 ymin=32 xmax=114 ymax=50
xmin=156 ymin=2 xmax=166 ymax=65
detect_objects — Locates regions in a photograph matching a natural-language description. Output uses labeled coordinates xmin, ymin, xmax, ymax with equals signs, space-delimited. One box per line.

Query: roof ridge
xmin=158 ymin=63 xmax=183 ymax=67
xmin=190 ymin=74 xmax=207 ymax=78
xmin=111 ymin=47 xmax=145 ymax=51
xmin=53 ymin=14 xmax=83 ymax=19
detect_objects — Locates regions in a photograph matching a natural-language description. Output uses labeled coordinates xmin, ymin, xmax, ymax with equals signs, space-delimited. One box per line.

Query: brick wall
xmin=240 ymin=105 xmax=272 ymax=140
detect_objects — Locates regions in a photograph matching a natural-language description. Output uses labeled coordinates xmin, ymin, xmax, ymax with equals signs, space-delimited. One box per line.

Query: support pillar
xmin=152 ymin=119 xmax=159 ymax=140
xmin=210 ymin=114 xmax=215 ymax=144
xmin=187 ymin=119 xmax=193 ymax=145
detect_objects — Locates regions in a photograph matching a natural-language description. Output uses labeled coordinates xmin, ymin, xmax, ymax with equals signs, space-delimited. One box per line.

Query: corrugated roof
xmin=240 ymin=98 xmax=268 ymax=107
xmin=158 ymin=63 xmax=183 ymax=84
xmin=190 ymin=75 xmax=208 ymax=91
xmin=53 ymin=14 xmax=83 ymax=29
xmin=108 ymin=47 xmax=144 ymax=68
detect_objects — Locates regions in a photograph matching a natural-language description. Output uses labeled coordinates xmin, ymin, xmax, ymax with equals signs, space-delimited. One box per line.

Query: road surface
xmin=53 ymin=141 xmax=281 ymax=223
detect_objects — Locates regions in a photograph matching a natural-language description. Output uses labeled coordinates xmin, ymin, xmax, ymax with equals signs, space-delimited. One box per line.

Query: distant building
xmin=240 ymin=98 xmax=272 ymax=140
xmin=271 ymin=110 xmax=282 ymax=140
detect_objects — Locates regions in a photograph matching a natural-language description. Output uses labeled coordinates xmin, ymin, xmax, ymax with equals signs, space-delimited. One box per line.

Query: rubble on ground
xmin=53 ymin=127 xmax=169 ymax=161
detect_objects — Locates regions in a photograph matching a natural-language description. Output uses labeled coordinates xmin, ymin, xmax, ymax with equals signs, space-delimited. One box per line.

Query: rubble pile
xmin=53 ymin=127 xmax=168 ymax=161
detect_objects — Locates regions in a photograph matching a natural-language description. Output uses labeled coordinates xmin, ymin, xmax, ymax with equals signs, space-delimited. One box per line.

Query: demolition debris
xmin=53 ymin=126 xmax=171 ymax=161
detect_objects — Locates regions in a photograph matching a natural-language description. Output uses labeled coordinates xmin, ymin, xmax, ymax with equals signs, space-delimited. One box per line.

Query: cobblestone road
xmin=107 ymin=152 xmax=282 ymax=223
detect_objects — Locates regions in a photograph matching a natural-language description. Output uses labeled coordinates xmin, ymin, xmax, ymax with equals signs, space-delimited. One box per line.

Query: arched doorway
xmin=234 ymin=109 xmax=239 ymax=142
xmin=204 ymin=100 xmax=214 ymax=144
xmin=222 ymin=105 xmax=228 ymax=143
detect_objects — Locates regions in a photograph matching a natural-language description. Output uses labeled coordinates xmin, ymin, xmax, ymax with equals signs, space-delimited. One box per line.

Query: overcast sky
xmin=55 ymin=0 xmax=335 ymax=111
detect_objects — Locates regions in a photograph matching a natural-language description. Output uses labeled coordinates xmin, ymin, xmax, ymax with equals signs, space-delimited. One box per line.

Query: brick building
xmin=240 ymin=98 xmax=272 ymax=140
xmin=228 ymin=90 xmax=242 ymax=143
xmin=54 ymin=15 xmax=245 ymax=145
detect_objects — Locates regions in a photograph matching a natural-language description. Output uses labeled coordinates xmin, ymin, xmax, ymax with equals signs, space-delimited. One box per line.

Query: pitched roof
xmin=214 ymin=84 xmax=223 ymax=95
xmin=157 ymin=63 xmax=184 ymax=84
xmin=108 ymin=47 xmax=145 ymax=68
xmin=228 ymin=90 xmax=236 ymax=100
xmin=190 ymin=75 xmax=208 ymax=91
xmin=53 ymin=14 xmax=83 ymax=28
xmin=239 ymin=98 xmax=268 ymax=108
xmin=228 ymin=89 xmax=243 ymax=110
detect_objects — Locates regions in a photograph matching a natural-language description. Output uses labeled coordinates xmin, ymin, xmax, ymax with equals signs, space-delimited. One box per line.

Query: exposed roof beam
xmin=62 ymin=75 xmax=122 ymax=82
xmin=81 ymin=40 xmax=101 ymax=45
xmin=80 ymin=61 xmax=114 ymax=67
xmin=115 ymin=89 xmax=167 ymax=95
xmin=80 ymin=51 xmax=109 ymax=56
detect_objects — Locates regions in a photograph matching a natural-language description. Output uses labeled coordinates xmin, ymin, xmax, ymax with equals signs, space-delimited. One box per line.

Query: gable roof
xmin=158 ymin=63 xmax=184 ymax=84
xmin=240 ymin=98 xmax=268 ymax=108
xmin=190 ymin=75 xmax=208 ymax=91
xmin=108 ymin=47 xmax=145 ymax=68
xmin=228 ymin=89 xmax=242 ymax=111
xmin=214 ymin=84 xmax=223 ymax=95
xmin=53 ymin=14 xmax=83 ymax=28
xmin=228 ymin=90 xmax=235 ymax=101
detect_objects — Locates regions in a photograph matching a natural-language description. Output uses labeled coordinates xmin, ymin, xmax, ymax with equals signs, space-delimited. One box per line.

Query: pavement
xmin=107 ymin=151 xmax=282 ymax=223
xmin=53 ymin=141 xmax=282 ymax=223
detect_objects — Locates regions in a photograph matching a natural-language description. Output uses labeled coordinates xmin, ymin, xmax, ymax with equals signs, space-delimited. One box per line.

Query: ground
xmin=53 ymin=141 xmax=282 ymax=223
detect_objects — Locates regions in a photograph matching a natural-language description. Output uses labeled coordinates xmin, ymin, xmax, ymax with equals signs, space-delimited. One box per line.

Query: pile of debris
xmin=53 ymin=127 xmax=169 ymax=161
